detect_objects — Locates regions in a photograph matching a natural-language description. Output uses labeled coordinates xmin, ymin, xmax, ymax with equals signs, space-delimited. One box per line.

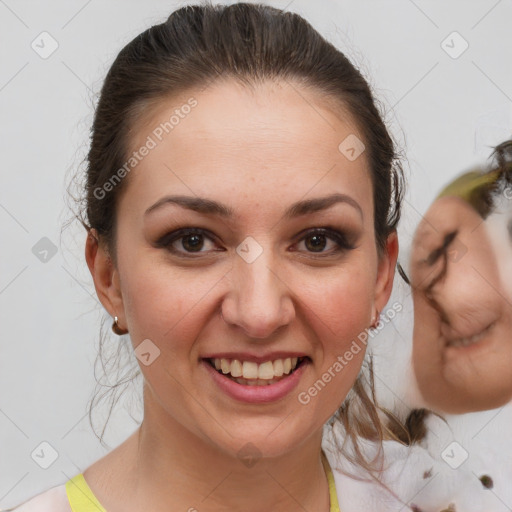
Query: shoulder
xmin=6 ymin=484 xmax=71 ymax=512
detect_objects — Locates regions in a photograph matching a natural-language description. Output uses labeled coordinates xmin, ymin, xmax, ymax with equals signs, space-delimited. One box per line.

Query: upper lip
xmin=201 ymin=352 xmax=310 ymax=363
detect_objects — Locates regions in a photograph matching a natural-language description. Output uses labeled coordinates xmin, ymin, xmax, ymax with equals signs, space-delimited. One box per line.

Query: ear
xmin=85 ymin=229 xmax=126 ymax=329
xmin=373 ymin=230 xmax=399 ymax=315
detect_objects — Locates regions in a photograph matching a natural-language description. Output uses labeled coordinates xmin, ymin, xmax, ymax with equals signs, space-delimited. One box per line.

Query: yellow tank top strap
xmin=321 ymin=449 xmax=341 ymax=512
xmin=65 ymin=473 xmax=107 ymax=512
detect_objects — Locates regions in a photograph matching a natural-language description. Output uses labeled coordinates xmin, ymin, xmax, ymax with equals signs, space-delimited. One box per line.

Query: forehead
xmin=122 ymin=79 xmax=373 ymax=220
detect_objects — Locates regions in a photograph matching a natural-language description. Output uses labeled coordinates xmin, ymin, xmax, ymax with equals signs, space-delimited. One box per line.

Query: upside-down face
xmin=411 ymin=194 xmax=512 ymax=413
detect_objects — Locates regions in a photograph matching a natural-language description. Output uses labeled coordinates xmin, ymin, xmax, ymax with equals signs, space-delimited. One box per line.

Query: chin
xmin=207 ymin=418 xmax=320 ymax=462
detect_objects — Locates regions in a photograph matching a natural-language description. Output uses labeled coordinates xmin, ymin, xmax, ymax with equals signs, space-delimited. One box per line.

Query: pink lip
xmin=200 ymin=352 xmax=308 ymax=364
xmin=202 ymin=358 xmax=309 ymax=403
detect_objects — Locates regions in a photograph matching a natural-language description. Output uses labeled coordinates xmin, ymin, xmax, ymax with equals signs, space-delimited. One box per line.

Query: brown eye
xmin=294 ymin=228 xmax=355 ymax=256
xmin=156 ymin=228 xmax=220 ymax=257
xmin=304 ymin=233 xmax=327 ymax=252
xmin=181 ymin=234 xmax=205 ymax=252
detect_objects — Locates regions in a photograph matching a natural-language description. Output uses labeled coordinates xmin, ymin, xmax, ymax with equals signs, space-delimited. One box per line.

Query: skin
xmin=85 ymin=79 xmax=398 ymax=512
xmin=411 ymin=195 xmax=512 ymax=414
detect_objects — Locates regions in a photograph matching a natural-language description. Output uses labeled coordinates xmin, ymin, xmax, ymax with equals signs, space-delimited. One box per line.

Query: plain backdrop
xmin=1 ymin=0 xmax=511 ymax=508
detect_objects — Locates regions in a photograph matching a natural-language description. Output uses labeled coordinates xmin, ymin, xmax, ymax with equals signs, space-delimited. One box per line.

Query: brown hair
xmin=74 ymin=1 xmax=408 ymax=480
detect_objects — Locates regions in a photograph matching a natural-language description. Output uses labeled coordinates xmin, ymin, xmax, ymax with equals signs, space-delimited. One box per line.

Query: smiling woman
xmin=10 ymin=2 xmax=406 ymax=511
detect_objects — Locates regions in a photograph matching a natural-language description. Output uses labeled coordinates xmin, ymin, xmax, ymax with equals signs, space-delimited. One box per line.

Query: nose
xmin=220 ymin=249 xmax=295 ymax=339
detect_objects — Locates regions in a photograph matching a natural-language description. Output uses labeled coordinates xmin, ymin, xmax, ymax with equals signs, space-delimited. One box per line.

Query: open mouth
xmin=445 ymin=322 xmax=495 ymax=348
xmin=206 ymin=356 xmax=309 ymax=386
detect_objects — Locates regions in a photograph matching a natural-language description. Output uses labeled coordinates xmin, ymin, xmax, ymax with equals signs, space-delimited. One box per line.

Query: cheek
xmin=298 ymin=265 xmax=374 ymax=354
xmin=119 ymin=256 xmax=217 ymax=352
xmin=291 ymin=268 xmax=372 ymax=408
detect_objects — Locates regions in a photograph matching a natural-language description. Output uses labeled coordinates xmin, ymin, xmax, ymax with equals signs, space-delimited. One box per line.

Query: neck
xmin=123 ymin=392 xmax=331 ymax=512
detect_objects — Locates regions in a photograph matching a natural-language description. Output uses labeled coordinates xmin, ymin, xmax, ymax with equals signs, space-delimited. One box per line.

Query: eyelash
xmin=156 ymin=227 xmax=356 ymax=258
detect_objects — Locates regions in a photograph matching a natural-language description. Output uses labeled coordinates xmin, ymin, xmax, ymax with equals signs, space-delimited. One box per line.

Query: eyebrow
xmin=144 ymin=193 xmax=363 ymax=220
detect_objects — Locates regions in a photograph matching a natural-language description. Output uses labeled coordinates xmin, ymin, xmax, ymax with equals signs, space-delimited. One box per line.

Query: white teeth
xmin=221 ymin=359 xmax=230 ymax=374
xmin=231 ymin=359 xmax=243 ymax=377
xmin=258 ymin=361 xmax=275 ymax=379
xmin=273 ymin=359 xmax=284 ymax=376
xmin=242 ymin=361 xmax=259 ymax=379
xmin=211 ymin=356 xmax=303 ymax=381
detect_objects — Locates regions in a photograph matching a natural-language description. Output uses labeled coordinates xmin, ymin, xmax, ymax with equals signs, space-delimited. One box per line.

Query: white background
xmin=1 ymin=0 xmax=511 ymax=508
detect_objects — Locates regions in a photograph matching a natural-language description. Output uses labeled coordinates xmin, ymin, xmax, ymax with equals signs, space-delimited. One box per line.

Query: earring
xmin=371 ymin=308 xmax=380 ymax=329
xmin=112 ymin=316 xmax=128 ymax=335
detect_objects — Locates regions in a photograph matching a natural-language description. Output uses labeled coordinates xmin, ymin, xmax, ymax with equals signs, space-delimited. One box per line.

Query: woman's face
xmin=411 ymin=195 xmax=512 ymax=413
xmin=88 ymin=79 xmax=397 ymax=458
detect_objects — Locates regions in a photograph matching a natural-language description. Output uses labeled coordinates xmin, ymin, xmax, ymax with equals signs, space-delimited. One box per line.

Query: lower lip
xmin=202 ymin=359 xmax=308 ymax=403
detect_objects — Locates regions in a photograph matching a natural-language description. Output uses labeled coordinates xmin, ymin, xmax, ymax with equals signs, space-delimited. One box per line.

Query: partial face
xmin=411 ymin=195 xmax=512 ymax=413
xmin=103 ymin=79 xmax=393 ymax=458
